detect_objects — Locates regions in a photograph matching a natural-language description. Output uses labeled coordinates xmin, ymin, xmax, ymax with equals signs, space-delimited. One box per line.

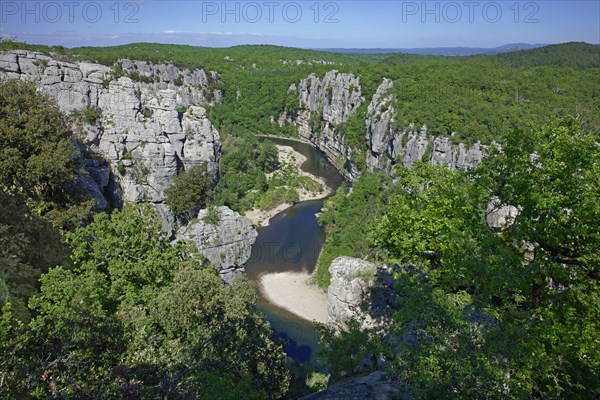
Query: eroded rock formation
xmin=177 ymin=207 xmax=258 ymax=283
xmin=0 ymin=50 xmax=257 ymax=279
xmin=327 ymin=256 xmax=400 ymax=330
xmin=280 ymin=72 xmax=485 ymax=180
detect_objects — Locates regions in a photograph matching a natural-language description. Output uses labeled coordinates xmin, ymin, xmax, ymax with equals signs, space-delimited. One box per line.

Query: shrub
xmin=173 ymin=75 xmax=184 ymax=86
xmin=165 ymin=163 xmax=214 ymax=219
xmin=203 ymin=206 xmax=221 ymax=226
xmin=306 ymin=372 xmax=329 ymax=392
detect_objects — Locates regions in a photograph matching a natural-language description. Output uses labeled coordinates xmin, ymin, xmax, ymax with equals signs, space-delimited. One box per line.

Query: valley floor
xmin=246 ymin=142 xmax=331 ymax=324
xmin=244 ymin=144 xmax=331 ymax=227
xmin=260 ymin=271 xmax=328 ymax=324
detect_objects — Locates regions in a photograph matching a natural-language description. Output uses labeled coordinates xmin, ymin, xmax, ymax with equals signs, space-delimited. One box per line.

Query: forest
xmin=0 ymin=40 xmax=598 ymax=398
xmin=317 ymin=117 xmax=599 ymax=397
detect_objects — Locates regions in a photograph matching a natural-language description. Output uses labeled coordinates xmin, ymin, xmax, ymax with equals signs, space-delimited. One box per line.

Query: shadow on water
xmin=245 ymin=137 xmax=343 ymax=363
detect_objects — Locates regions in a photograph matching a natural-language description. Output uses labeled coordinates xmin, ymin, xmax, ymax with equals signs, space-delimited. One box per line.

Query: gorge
xmin=1 ymin=42 xmax=598 ymax=399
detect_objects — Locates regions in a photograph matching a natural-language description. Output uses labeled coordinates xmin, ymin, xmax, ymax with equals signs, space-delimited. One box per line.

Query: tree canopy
xmin=0 ymin=204 xmax=291 ymax=398
xmin=318 ymin=118 xmax=599 ymax=398
xmin=0 ymin=80 xmax=94 ymax=320
xmin=165 ymin=162 xmax=214 ymax=220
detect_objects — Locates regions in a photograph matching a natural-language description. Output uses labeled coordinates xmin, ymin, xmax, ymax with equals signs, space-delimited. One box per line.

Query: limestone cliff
xmin=364 ymin=79 xmax=484 ymax=176
xmin=280 ymin=72 xmax=485 ymax=179
xmin=279 ymin=71 xmax=364 ymax=180
xmin=177 ymin=207 xmax=258 ymax=283
xmin=0 ymin=51 xmax=255 ymax=278
xmin=0 ymin=50 xmax=221 ymax=217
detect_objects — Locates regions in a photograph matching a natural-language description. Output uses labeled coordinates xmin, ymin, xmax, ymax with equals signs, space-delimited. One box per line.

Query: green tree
xmin=0 ymin=80 xmax=94 ymax=231
xmin=122 ymin=266 xmax=290 ymax=398
xmin=317 ymin=172 xmax=392 ymax=287
xmin=165 ymin=162 xmax=214 ymax=220
xmin=374 ymin=163 xmax=504 ymax=288
xmin=0 ymin=81 xmax=93 ymax=321
xmin=256 ymin=139 xmax=280 ymax=173
xmin=479 ymin=117 xmax=600 ymax=397
xmin=368 ymin=119 xmax=599 ymax=398
xmin=318 ymin=318 xmax=379 ymax=380
xmin=371 ymin=163 xmax=517 ymax=397
xmin=64 ymin=204 xmax=180 ymax=305
xmin=0 ymin=204 xmax=291 ymax=398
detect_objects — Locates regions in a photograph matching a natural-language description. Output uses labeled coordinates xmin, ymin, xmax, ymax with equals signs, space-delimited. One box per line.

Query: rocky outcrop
xmin=280 ymin=71 xmax=364 ymax=180
xmin=299 ymin=371 xmax=408 ymax=400
xmin=365 ymin=80 xmax=484 ymax=176
xmin=280 ymin=72 xmax=485 ymax=180
xmin=0 ymin=51 xmax=261 ymax=281
xmin=486 ymin=196 xmax=519 ymax=229
xmin=177 ymin=207 xmax=258 ymax=283
xmin=0 ymin=50 xmax=222 ymax=236
xmin=96 ymin=81 xmax=221 ymax=205
xmin=327 ymin=257 xmax=400 ymax=330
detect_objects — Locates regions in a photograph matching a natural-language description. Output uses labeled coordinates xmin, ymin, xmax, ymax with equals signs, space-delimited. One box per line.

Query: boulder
xmin=327 ymin=257 xmax=399 ymax=330
xmin=177 ymin=207 xmax=258 ymax=281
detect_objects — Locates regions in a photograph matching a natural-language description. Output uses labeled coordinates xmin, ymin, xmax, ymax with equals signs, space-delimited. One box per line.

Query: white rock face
xmin=486 ymin=196 xmax=519 ymax=228
xmin=0 ymin=51 xmax=264 ymax=281
xmin=280 ymin=71 xmax=364 ymax=180
xmin=0 ymin=50 xmax=222 ymax=232
xmin=177 ymin=207 xmax=258 ymax=283
xmin=327 ymin=256 xmax=402 ymax=330
xmin=327 ymin=256 xmax=403 ymax=331
xmin=365 ymin=79 xmax=485 ymax=174
xmin=328 ymin=257 xmax=378 ymax=328
xmin=97 ymin=81 xmax=221 ymax=204
xmin=281 ymin=72 xmax=485 ymax=180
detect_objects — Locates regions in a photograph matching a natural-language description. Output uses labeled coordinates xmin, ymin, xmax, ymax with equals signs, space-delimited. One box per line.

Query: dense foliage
xmin=211 ymin=133 xmax=279 ymax=212
xmin=165 ymin=162 xmax=214 ymax=220
xmin=0 ymin=81 xmax=95 ymax=320
xmin=317 ymin=118 xmax=599 ymax=397
xmin=0 ymin=81 xmax=293 ymax=398
xmin=0 ymin=205 xmax=291 ymax=398
xmin=497 ymin=42 xmax=600 ymax=68
xmin=0 ymin=80 xmax=94 ymax=229
xmin=316 ymin=173 xmax=392 ymax=287
xmin=1 ymin=40 xmax=599 ymax=397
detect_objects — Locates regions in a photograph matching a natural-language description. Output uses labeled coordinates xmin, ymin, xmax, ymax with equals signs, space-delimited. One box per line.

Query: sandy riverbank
xmin=260 ymin=271 xmax=328 ymax=324
xmin=244 ymin=144 xmax=331 ymax=227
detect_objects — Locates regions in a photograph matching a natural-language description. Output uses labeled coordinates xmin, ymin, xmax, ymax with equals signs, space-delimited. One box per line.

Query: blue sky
xmin=1 ymin=1 xmax=599 ymax=48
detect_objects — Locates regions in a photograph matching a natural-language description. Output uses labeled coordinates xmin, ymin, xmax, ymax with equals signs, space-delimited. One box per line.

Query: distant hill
xmin=317 ymin=43 xmax=547 ymax=56
xmin=496 ymin=42 xmax=600 ymax=68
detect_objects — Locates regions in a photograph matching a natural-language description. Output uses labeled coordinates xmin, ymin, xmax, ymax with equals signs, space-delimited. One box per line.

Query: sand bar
xmin=259 ymin=271 xmax=328 ymax=324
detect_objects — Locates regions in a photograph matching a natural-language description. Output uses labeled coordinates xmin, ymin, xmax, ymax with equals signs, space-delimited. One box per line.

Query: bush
xmin=173 ymin=75 xmax=184 ymax=86
xmin=116 ymin=161 xmax=126 ymax=176
xmin=255 ymin=187 xmax=298 ymax=210
xmin=165 ymin=163 xmax=213 ymax=219
xmin=71 ymin=106 xmax=102 ymax=125
xmin=306 ymin=372 xmax=329 ymax=392
xmin=202 ymin=206 xmax=221 ymax=226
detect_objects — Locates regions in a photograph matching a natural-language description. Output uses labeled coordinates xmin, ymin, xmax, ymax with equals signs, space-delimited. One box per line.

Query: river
xmin=244 ymin=137 xmax=344 ymax=363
